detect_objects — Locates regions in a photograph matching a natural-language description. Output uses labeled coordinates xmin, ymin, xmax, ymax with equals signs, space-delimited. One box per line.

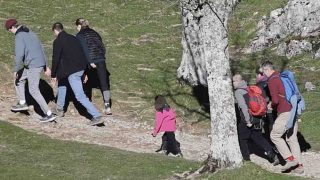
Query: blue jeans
xmin=67 ymin=70 xmax=101 ymax=118
xmin=56 ymin=85 xmax=66 ymax=110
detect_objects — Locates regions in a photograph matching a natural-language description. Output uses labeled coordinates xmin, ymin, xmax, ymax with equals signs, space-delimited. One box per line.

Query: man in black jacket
xmin=51 ymin=22 xmax=103 ymax=126
xmin=75 ymin=18 xmax=112 ymax=115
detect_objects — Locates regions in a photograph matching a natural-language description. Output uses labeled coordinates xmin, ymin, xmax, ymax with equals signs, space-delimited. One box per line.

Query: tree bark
xmin=178 ymin=0 xmax=242 ymax=171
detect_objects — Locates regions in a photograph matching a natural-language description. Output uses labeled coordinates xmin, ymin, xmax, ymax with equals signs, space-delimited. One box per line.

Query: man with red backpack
xmin=261 ymin=61 xmax=303 ymax=174
xmin=233 ymin=74 xmax=278 ymax=165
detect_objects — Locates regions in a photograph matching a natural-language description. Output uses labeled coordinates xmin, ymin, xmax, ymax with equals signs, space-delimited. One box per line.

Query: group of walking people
xmin=5 ymin=18 xmax=112 ymax=126
xmin=233 ymin=61 xmax=304 ymax=174
xmin=4 ymin=18 xmax=307 ymax=168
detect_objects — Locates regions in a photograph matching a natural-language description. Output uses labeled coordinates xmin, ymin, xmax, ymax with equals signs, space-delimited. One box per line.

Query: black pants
xmin=238 ymin=122 xmax=273 ymax=160
xmin=263 ymin=112 xmax=275 ymax=137
xmin=84 ymin=61 xmax=110 ymax=101
xmin=160 ymin=132 xmax=181 ymax=155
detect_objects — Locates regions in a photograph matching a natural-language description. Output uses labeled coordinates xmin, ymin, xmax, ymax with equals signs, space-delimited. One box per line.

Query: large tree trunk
xmin=178 ymin=0 xmax=242 ymax=171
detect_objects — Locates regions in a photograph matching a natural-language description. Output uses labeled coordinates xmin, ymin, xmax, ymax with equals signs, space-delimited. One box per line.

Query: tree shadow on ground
xmin=140 ymin=67 xmax=210 ymax=122
xmin=192 ymin=85 xmax=210 ymax=114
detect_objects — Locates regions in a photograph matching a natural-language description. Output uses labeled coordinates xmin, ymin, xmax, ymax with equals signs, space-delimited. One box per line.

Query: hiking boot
xmin=89 ymin=116 xmax=105 ymax=126
xmin=273 ymin=155 xmax=280 ymax=166
xmin=281 ymin=159 xmax=298 ymax=172
xmin=266 ymin=150 xmax=279 ymax=166
xmin=291 ymin=165 xmax=304 ymax=174
xmin=54 ymin=107 xmax=65 ymax=117
xmin=40 ymin=114 xmax=57 ymax=123
xmin=11 ymin=102 xmax=28 ymax=111
xmin=103 ymin=103 xmax=112 ymax=115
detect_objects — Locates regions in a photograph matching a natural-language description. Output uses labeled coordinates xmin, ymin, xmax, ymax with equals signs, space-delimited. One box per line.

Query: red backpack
xmin=245 ymin=85 xmax=267 ymax=116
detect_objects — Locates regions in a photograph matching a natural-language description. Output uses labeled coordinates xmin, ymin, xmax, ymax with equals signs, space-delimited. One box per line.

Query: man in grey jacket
xmin=5 ymin=18 xmax=56 ymax=122
xmin=233 ymin=74 xmax=278 ymax=164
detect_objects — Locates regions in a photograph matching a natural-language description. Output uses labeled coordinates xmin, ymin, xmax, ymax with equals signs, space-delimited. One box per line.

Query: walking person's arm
xmin=40 ymin=44 xmax=51 ymax=77
xmin=235 ymin=90 xmax=252 ymax=127
xmin=152 ymin=111 xmax=164 ymax=136
xmin=51 ymin=40 xmax=62 ymax=79
xmin=268 ymin=78 xmax=280 ymax=108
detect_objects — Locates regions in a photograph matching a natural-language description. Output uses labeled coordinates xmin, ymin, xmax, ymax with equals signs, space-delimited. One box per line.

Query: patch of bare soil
xmin=0 ymin=92 xmax=319 ymax=179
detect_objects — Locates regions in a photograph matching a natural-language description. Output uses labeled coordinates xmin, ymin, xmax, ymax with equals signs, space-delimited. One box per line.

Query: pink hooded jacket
xmin=152 ymin=108 xmax=177 ymax=136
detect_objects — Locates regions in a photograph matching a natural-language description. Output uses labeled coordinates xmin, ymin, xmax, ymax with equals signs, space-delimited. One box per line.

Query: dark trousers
xmin=160 ymin=132 xmax=181 ymax=155
xmin=263 ymin=112 xmax=276 ymax=136
xmin=238 ymin=122 xmax=273 ymax=160
xmin=84 ymin=61 xmax=110 ymax=101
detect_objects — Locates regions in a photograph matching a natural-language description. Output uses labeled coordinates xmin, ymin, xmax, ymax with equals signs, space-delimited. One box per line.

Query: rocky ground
xmin=0 ymin=94 xmax=319 ymax=179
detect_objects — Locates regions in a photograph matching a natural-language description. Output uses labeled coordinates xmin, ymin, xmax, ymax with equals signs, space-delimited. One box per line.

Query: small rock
xmin=314 ymin=48 xmax=320 ymax=59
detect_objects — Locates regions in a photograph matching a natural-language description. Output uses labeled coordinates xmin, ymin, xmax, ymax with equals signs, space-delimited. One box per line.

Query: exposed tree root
xmin=172 ymin=154 xmax=220 ymax=179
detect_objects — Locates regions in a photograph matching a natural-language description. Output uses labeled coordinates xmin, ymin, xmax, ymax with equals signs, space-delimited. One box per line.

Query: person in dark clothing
xmin=50 ymin=22 xmax=103 ymax=126
xmin=233 ymin=74 xmax=279 ymax=165
xmin=75 ymin=18 xmax=112 ymax=115
xmin=256 ymin=68 xmax=276 ymax=137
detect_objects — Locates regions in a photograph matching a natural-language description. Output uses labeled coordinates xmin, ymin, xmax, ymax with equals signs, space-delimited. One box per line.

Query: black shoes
xmin=266 ymin=150 xmax=280 ymax=166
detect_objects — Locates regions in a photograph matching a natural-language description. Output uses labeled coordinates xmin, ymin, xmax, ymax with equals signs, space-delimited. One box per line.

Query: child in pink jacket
xmin=152 ymin=95 xmax=182 ymax=157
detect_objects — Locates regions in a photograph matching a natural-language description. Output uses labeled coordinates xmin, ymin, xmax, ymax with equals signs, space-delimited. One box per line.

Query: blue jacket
xmin=14 ymin=26 xmax=47 ymax=72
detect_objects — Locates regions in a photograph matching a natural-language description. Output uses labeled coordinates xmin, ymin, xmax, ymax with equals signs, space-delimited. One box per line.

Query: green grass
xmin=299 ymin=91 xmax=320 ymax=150
xmin=0 ymin=121 xmax=305 ymax=179
xmin=0 ymin=121 xmax=199 ymax=179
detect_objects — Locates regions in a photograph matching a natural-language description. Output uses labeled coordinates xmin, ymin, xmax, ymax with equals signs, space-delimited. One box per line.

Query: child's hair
xmin=154 ymin=95 xmax=170 ymax=111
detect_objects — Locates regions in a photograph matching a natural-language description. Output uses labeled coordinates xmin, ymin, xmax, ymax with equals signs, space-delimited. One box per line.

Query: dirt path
xmin=1 ymin=96 xmax=319 ymax=179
